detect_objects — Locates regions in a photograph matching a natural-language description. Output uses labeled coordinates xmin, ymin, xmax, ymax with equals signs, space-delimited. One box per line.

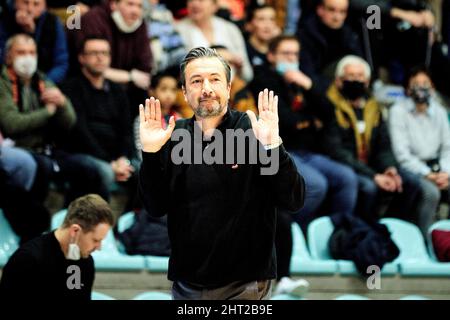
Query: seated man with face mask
xmin=0 ymin=194 xmax=114 ymax=301
xmin=326 ymin=56 xmax=428 ymax=232
xmin=389 ymin=66 xmax=450 ymax=227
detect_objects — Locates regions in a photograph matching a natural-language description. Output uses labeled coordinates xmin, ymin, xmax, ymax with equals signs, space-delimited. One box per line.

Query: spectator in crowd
xmin=244 ymin=3 xmax=280 ymax=69
xmin=143 ymin=0 xmax=187 ymax=76
xmin=0 ymin=34 xmax=104 ymax=205
xmin=175 ymin=0 xmax=253 ymax=82
xmin=61 ymin=36 xmax=137 ymax=206
xmin=69 ymin=0 xmax=152 ymax=119
xmin=350 ymin=0 xmax=436 ymax=85
xmin=249 ymin=35 xmax=358 ymax=233
xmin=0 ymin=194 xmax=114 ymax=300
xmin=0 ymin=0 xmax=69 ymax=83
xmin=47 ymin=0 xmax=102 ymax=19
xmin=0 ymin=130 xmax=37 ymax=191
xmin=297 ymin=0 xmax=363 ymax=93
xmin=389 ymin=66 xmax=450 ymax=230
xmin=138 ymin=47 xmax=304 ymax=299
xmin=326 ymin=55 xmax=424 ymax=227
xmin=134 ymin=71 xmax=182 ymax=159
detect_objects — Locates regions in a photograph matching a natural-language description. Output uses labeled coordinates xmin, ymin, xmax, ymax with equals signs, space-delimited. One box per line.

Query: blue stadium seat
xmin=399 ymin=295 xmax=430 ymax=300
xmin=132 ymin=291 xmax=172 ymax=300
xmin=91 ymin=291 xmax=116 ymax=300
xmin=334 ymin=294 xmax=370 ymax=300
xmin=271 ymin=293 xmax=305 ymax=300
xmin=307 ymin=216 xmax=398 ymax=276
xmin=0 ymin=208 xmax=20 ymax=267
xmin=290 ymin=222 xmax=338 ymax=274
xmin=381 ymin=218 xmax=450 ymax=277
xmin=51 ymin=209 xmax=146 ymax=271
xmin=117 ymin=212 xmax=170 ymax=273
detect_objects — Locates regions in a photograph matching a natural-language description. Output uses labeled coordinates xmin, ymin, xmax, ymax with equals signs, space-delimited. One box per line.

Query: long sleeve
xmin=371 ymin=119 xmax=398 ymax=172
xmin=438 ymin=108 xmax=450 ymax=174
xmin=0 ymin=81 xmax=53 ymax=136
xmin=323 ymin=120 xmax=377 ymax=177
xmin=46 ymin=18 xmax=69 ymax=83
xmin=388 ymin=104 xmax=431 ymax=176
xmin=138 ymin=144 xmax=171 ymax=217
xmin=264 ymin=144 xmax=305 ymax=212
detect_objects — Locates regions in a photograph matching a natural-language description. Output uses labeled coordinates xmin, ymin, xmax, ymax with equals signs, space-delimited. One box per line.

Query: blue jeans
xmin=289 ymin=150 xmax=358 ymax=233
xmin=0 ymin=146 xmax=37 ymax=191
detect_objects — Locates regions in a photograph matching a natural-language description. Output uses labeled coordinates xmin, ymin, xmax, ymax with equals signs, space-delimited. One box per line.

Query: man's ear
xmin=335 ymin=77 xmax=343 ymax=88
xmin=182 ymin=85 xmax=187 ymax=102
xmin=317 ymin=5 xmax=324 ymax=18
xmin=69 ymin=224 xmax=82 ymax=238
xmin=110 ymin=0 xmax=117 ymax=12
xmin=267 ymin=51 xmax=275 ymax=65
xmin=227 ymin=82 xmax=231 ymax=99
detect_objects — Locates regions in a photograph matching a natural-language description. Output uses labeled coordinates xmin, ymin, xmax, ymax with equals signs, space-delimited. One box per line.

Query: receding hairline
xmin=183 ymin=56 xmax=229 ymax=83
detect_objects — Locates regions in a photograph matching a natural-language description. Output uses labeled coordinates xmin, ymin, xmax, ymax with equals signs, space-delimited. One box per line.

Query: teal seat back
xmin=133 ymin=291 xmax=172 ymax=300
xmin=380 ymin=218 xmax=428 ymax=261
xmin=0 ymin=208 xmax=20 ymax=262
xmin=307 ymin=216 xmax=334 ymax=260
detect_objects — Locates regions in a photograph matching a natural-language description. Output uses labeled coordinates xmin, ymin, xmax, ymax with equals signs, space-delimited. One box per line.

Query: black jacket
xmin=138 ymin=109 xmax=305 ymax=287
xmin=297 ymin=15 xmax=364 ymax=93
xmin=249 ymin=64 xmax=336 ymax=153
xmin=60 ymin=75 xmax=134 ymax=161
xmin=0 ymin=231 xmax=94 ymax=300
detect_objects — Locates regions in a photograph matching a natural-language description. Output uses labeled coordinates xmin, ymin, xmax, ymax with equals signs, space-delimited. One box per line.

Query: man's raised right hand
xmin=139 ymin=97 xmax=175 ymax=153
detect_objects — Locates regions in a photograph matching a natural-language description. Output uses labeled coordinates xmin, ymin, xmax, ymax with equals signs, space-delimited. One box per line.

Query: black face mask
xmin=340 ymin=80 xmax=366 ymax=100
xmin=410 ymin=86 xmax=431 ymax=105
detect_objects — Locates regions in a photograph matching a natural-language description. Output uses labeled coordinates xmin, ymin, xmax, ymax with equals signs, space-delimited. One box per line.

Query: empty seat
xmin=0 ymin=208 xmax=20 ymax=267
xmin=307 ymin=216 xmax=398 ymax=276
xmin=91 ymin=291 xmax=116 ymax=300
xmin=51 ymin=209 xmax=146 ymax=271
xmin=381 ymin=218 xmax=450 ymax=277
xmin=270 ymin=293 xmax=305 ymax=300
xmin=132 ymin=291 xmax=172 ymax=300
xmin=290 ymin=222 xmax=338 ymax=274
xmin=334 ymin=294 xmax=370 ymax=300
xmin=399 ymin=295 xmax=430 ymax=300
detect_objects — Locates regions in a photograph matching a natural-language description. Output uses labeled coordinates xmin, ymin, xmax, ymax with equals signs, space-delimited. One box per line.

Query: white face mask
xmin=13 ymin=55 xmax=37 ymax=79
xmin=111 ymin=10 xmax=143 ymax=34
xmin=67 ymin=242 xmax=81 ymax=260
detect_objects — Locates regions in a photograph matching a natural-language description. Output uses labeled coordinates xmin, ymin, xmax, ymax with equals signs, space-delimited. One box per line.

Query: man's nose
xmin=202 ymin=79 xmax=213 ymax=95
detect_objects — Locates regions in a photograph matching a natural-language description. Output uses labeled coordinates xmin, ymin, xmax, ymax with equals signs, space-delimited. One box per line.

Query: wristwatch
xmin=264 ymin=137 xmax=283 ymax=150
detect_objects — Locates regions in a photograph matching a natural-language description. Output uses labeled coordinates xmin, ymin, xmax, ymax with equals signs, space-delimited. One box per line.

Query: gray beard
xmin=194 ymin=103 xmax=225 ymax=118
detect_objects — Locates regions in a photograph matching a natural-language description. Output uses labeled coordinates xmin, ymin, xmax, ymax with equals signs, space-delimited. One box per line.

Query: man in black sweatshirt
xmin=0 ymin=194 xmax=114 ymax=300
xmin=138 ymin=47 xmax=305 ymax=300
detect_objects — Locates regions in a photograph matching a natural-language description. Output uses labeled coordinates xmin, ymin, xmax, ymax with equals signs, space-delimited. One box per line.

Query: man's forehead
xmin=185 ymin=57 xmax=227 ymax=77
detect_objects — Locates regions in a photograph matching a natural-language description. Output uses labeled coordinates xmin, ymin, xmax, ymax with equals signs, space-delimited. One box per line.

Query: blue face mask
xmin=275 ymin=62 xmax=299 ymax=75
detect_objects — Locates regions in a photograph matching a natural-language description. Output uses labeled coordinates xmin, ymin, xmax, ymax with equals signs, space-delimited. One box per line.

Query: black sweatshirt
xmin=138 ymin=109 xmax=305 ymax=288
xmin=0 ymin=232 xmax=94 ymax=300
xmin=61 ymin=75 xmax=134 ymax=161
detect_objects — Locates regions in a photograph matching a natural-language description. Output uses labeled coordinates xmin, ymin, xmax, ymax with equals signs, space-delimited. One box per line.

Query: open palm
xmin=246 ymin=88 xmax=280 ymax=146
xmin=139 ymin=97 xmax=175 ymax=153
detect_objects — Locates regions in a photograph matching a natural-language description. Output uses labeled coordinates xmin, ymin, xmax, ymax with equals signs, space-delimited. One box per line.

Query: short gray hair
xmin=5 ymin=34 xmax=36 ymax=56
xmin=180 ymin=47 xmax=231 ymax=87
xmin=335 ymin=55 xmax=371 ymax=80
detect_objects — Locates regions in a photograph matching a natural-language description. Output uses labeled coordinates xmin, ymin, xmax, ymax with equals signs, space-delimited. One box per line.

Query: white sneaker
xmin=274 ymin=277 xmax=310 ymax=298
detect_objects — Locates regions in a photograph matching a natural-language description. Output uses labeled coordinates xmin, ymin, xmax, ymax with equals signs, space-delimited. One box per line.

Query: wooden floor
xmin=91 ymin=272 xmax=450 ymax=300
